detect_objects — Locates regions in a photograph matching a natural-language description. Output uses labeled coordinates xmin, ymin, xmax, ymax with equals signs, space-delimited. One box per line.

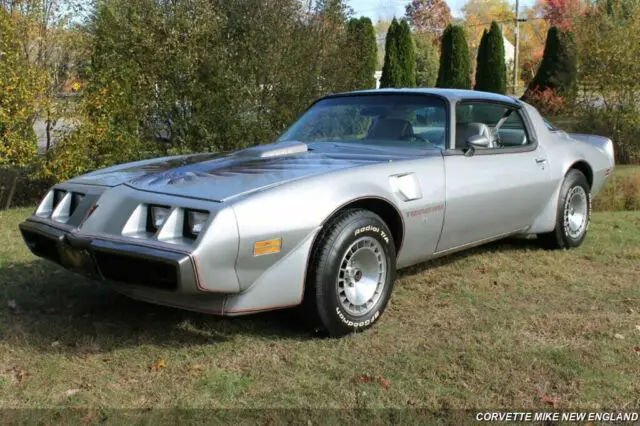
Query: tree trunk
xmin=46 ymin=109 xmax=52 ymax=151
xmin=3 ymin=169 xmax=18 ymax=211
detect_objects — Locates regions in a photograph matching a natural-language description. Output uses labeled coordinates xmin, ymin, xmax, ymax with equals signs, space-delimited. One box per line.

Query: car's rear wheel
xmin=303 ymin=209 xmax=396 ymax=337
xmin=538 ymin=169 xmax=591 ymax=249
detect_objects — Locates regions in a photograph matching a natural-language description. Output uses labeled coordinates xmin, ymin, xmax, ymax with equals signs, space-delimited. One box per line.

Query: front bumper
xmin=19 ymin=219 xmax=200 ymax=294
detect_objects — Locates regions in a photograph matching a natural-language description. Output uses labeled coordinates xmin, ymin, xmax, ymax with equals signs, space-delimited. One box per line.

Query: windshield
xmin=278 ymin=94 xmax=448 ymax=150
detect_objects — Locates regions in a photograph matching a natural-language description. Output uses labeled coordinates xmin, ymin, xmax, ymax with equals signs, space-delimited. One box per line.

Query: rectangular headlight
xmin=147 ymin=205 xmax=171 ymax=233
xmin=184 ymin=210 xmax=209 ymax=238
xmin=70 ymin=193 xmax=85 ymax=215
xmin=52 ymin=189 xmax=67 ymax=210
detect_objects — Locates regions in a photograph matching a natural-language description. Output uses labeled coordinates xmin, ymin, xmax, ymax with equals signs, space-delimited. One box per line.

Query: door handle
xmin=535 ymin=158 xmax=547 ymax=164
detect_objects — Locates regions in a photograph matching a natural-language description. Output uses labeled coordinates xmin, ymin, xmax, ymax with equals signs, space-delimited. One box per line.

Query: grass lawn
xmin=615 ymin=165 xmax=640 ymax=178
xmin=0 ymin=208 xmax=639 ymax=418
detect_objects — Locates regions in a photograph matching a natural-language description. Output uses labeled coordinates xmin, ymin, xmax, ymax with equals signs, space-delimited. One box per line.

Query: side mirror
xmin=466 ymin=134 xmax=490 ymax=148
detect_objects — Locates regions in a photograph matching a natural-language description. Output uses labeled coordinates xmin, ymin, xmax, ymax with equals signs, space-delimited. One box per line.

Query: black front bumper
xmin=19 ymin=220 xmax=198 ymax=293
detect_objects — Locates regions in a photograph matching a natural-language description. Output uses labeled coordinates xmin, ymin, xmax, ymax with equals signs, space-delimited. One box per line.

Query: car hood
xmin=68 ymin=141 xmax=422 ymax=202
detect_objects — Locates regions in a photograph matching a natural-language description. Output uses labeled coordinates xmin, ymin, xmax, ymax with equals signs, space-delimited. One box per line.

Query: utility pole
xmin=513 ymin=0 xmax=520 ymax=95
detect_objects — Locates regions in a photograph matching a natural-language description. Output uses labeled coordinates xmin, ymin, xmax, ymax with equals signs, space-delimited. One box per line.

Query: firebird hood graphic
xmin=68 ymin=142 xmax=419 ymax=202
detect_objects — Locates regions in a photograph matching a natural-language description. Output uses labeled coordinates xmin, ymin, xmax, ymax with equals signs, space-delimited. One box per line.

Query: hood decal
xmin=70 ymin=142 xmax=421 ymax=202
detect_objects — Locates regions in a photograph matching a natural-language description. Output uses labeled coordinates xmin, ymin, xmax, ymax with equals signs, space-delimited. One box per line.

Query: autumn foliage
xmin=541 ymin=0 xmax=587 ymax=31
xmin=404 ymin=0 xmax=452 ymax=37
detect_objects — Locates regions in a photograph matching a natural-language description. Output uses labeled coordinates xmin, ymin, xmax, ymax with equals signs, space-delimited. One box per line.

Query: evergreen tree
xmin=475 ymin=21 xmax=506 ymax=94
xmin=436 ymin=25 xmax=472 ymax=89
xmin=523 ymin=26 xmax=576 ymax=98
xmin=398 ymin=20 xmax=417 ymax=87
xmin=474 ymin=29 xmax=489 ymax=90
xmin=345 ymin=17 xmax=377 ymax=90
xmin=380 ymin=19 xmax=402 ymax=88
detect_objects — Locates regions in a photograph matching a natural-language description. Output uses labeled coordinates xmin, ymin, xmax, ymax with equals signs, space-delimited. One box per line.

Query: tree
xmin=436 ymin=25 xmax=472 ymax=89
xmin=414 ymin=33 xmax=439 ymax=87
xmin=523 ymin=26 xmax=576 ymax=98
xmin=475 ymin=21 xmax=506 ymax=94
xmin=380 ymin=19 xmax=401 ymax=88
xmin=518 ymin=3 xmax=551 ymax=87
xmin=404 ymin=0 xmax=452 ymax=37
xmin=571 ymin=0 xmax=640 ymax=163
xmin=380 ymin=19 xmax=416 ymax=88
xmin=462 ymin=0 xmax=513 ymax=54
xmin=541 ymin=0 xmax=587 ymax=31
xmin=398 ymin=20 xmax=417 ymax=87
xmin=344 ymin=17 xmax=377 ymax=90
xmin=0 ymin=7 xmax=39 ymax=169
xmin=474 ymin=29 xmax=489 ymax=90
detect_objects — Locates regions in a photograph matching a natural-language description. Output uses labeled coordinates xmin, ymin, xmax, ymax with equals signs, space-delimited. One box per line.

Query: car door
xmin=435 ymin=101 xmax=553 ymax=253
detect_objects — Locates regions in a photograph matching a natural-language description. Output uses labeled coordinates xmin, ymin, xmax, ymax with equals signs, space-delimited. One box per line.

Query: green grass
xmin=1 ymin=208 xmax=639 ymax=418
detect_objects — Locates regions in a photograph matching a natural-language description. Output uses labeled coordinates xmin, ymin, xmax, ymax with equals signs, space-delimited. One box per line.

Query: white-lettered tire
xmin=538 ymin=169 xmax=591 ymax=249
xmin=303 ymin=209 xmax=396 ymax=337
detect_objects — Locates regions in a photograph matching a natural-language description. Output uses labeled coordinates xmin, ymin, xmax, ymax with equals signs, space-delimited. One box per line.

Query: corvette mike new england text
xmin=475 ymin=411 xmax=639 ymax=422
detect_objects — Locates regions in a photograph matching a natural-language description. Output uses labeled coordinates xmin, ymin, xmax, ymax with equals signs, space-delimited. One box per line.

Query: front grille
xmin=21 ymin=229 xmax=61 ymax=264
xmin=93 ymin=250 xmax=179 ymax=291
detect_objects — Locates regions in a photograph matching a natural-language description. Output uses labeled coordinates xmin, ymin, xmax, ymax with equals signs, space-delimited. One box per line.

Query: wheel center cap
xmin=354 ymin=270 xmax=362 ymax=282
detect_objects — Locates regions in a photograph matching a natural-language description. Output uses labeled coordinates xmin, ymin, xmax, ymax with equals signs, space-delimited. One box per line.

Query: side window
xmin=454 ymin=102 xmax=530 ymax=150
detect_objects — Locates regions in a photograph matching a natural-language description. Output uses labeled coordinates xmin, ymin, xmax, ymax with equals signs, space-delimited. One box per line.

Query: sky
xmin=349 ymin=0 xmax=536 ymax=20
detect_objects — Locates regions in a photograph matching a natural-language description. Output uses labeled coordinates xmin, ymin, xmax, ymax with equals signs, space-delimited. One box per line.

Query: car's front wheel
xmin=303 ymin=209 xmax=396 ymax=337
xmin=538 ymin=169 xmax=591 ymax=249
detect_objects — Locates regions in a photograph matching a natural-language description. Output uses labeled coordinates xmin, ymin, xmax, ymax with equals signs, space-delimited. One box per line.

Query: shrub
xmin=380 ymin=19 xmax=416 ymax=88
xmin=592 ymin=173 xmax=640 ymax=212
xmin=522 ymin=26 xmax=576 ymax=101
xmin=524 ymin=87 xmax=567 ymax=117
xmin=474 ymin=21 xmax=506 ymax=94
xmin=436 ymin=25 xmax=471 ymax=89
xmin=414 ymin=34 xmax=439 ymax=87
xmin=344 ymin=17 xmax=377 ymax=90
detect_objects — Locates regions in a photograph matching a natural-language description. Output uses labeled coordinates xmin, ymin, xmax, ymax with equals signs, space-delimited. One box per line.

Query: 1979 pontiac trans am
xmin=20 ymin=89 xmax=615 ymax=336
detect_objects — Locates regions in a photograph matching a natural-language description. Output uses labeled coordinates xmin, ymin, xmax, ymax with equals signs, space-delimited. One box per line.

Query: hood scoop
xmin=234 ymin=141 xmax=308 ymax=159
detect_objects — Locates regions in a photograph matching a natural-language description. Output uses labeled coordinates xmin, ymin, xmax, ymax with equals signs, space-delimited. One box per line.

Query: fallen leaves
xmin=357 ymin=374 xmax=375 ymax=383
xmin=633 ymin=346 xmax=640 ymax=354
xmin=355 ymin=374 xmax=391 ymax=389
xmin=614 ymin=333 xmax=625 ymax=340
xmin=65 ymin=388 xmax=80 ymax=397
xmin=150 ymin=359 xmax=166 ymax=372
xmin=541 ymin=394 xmax=561 ymax=407
xmin=635 ymin=325 xmax=640 ymax=332
xmin=12 ymin=366 xmax=27 ymax=382
xmin=379 ymin=377 xmax=392 ymax=389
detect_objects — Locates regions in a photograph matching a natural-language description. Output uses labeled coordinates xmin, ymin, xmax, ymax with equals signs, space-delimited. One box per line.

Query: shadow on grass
xmin=0 ymin=260 xmax=313 ymax=355
xmin=398 ymin=236 xmax=543 ymax=278
xmin=0 ymin=237 xmax=543 ymax=354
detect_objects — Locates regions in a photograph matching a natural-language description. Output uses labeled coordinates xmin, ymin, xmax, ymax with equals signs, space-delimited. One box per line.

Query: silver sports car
xmin=20 ymin=89 xmax=615 ymax=336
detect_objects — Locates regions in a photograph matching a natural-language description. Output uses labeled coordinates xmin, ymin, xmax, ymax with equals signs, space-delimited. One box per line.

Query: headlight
xmin=147 ymin=205 xmax=171 ymax=232
xmin=184 ymin=210 xmax=209 ymax=238
xmin=70 ymin=192 xmax=85 ymax=215
xmin=52 ymin=189 xmax=67 ymax=210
